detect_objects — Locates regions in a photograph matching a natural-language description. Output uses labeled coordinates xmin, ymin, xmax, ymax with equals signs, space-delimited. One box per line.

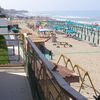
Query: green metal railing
xmin=26 ymin=37 xmax=87 ymax=100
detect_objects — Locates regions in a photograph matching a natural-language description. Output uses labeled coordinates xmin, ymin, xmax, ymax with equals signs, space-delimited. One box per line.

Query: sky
xmin=0 ymin=0 xmax=100 ymax=12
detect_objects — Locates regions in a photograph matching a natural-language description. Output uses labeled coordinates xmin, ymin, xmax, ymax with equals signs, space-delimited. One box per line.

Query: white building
xmin=0 ymin=18 xmax=8 ymax=34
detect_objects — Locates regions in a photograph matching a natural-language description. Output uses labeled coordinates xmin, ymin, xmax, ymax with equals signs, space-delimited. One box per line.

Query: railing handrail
xmin=26 ymin=37 xmax=87 ymax=100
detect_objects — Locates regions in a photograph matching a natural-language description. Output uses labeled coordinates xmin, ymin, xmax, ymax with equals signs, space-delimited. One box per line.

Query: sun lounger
xmin=73 ymin=36 xmax=82 ymax=41
xmin=55 ymin=41 xmax=72 ymax=48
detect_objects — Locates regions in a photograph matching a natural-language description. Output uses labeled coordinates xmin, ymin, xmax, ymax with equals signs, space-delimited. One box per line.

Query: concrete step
xmin=0 ymin=64 xmax=25 ymax=73
xmin=0 ymin=63 xmax=24 ymax=67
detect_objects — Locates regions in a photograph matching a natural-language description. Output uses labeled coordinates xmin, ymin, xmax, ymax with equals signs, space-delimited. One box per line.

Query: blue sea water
xmin=25 ymin=10 xmax=100 ymax=23
xmin=27 ymin=11 xmax=100 ymax=17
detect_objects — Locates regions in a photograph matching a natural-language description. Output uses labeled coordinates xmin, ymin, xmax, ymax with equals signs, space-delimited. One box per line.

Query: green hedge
xmin=0 ymin=35 xmax=9 ymax=64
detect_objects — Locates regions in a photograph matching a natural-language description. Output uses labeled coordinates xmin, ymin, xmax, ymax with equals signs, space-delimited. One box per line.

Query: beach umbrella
xmin=96 ymin=26 xmax=100 ymax=31
xmin=65 ymin=29 xmax=76 ymax=34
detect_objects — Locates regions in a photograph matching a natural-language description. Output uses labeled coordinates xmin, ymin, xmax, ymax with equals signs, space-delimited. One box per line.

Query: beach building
xmin=0 ymin=14 xmax=8 ymax=34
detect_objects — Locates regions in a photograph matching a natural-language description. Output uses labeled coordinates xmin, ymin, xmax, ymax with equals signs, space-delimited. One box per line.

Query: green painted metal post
xmin=93 ymin=34 xmax=95 ymax=44
xmin=78 ymin=33 xmax=80 ymax=38
xmin=90 ymin=31 xmax=93 ymax=36
xmin=88 ymin=35 xmax=90 ymax=42
xmin=81 ymin=33 xmax=82 ymax=40
xmin=97 ymin=31 xmax=99 ymax=45
xmin=87 ymin=28 xmax=89 ymax=36
xmin=97 ymin=38 xmax=99 ymax=45
xmin=84 ymin=34 xmax=86 ymax=40
xmin=81 ymin=27 xmax=83 ymax=33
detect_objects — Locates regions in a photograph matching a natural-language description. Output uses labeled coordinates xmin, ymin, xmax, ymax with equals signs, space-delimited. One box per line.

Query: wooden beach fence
xmin=57 ymin=54 xmax=74 ymax=71
xmin=56 ymin=54 xmax=100 ymax=97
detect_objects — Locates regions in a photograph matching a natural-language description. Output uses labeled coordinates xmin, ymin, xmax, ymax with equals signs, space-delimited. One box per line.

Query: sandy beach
xmin=18 ymin=19 xmax=100 ymax=99
xmin=45 ymin=33 xmax=100 ymax=99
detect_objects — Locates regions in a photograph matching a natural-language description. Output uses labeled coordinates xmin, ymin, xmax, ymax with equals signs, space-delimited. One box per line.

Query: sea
xmin=24 ymin=10 xmax=100 ymax=24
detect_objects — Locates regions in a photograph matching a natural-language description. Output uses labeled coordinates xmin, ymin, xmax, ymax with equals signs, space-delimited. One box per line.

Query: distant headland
xmin=0 ymin=6 xmax=28 ymax=17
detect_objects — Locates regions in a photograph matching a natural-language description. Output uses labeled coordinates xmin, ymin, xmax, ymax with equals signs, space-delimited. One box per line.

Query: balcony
xmin=0 ymin=33 xmax=87 ymax=100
